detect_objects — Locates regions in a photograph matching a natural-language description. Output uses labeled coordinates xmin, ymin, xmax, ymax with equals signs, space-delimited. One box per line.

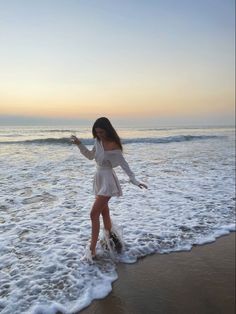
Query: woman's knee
xmin=90 ymin=196 xmax=110 ymax=220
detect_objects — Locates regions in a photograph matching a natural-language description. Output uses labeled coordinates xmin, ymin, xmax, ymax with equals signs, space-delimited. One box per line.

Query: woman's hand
xmin=138 ymin=183 xmax=148 ymax=189
xmin=70 ymin=135 xmax=81 ymax=145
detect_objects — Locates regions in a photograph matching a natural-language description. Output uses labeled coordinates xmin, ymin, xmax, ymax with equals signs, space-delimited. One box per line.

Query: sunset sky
xmin=0 ymin=0 xmax=235 ymax=126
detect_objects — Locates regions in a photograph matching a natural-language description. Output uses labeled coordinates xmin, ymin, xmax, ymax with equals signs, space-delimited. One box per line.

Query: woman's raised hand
xmin=70 ymin=135 xmax=81 ymax=145
xmin=138 ymin=183 xmax=148 ymax=189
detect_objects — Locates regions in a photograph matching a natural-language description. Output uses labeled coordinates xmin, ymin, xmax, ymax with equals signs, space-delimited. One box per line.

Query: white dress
xmin=77 ymin=139 xmax=140 ymax=197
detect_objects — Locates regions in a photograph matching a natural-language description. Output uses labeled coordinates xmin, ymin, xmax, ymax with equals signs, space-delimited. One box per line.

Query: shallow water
xmin=0 ymin=126 xmax=235 ymax=313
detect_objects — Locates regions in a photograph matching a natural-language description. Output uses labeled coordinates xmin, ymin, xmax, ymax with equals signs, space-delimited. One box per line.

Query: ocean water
xmin=0 ymin=126 xmax=235 ymax=314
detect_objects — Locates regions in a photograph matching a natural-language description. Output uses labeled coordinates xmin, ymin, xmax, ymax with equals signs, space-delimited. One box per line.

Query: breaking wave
xmin=0 ymin=135 xmax=222 ymax=145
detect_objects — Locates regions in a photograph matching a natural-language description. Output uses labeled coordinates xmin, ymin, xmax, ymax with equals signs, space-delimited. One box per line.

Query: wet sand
xmin=80 ymin=232 xmax=235 ymax=314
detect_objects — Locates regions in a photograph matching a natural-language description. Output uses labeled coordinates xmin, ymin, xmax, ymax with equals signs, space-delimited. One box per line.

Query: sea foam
xmin=0 ymin=126 xmax=235 ymax=313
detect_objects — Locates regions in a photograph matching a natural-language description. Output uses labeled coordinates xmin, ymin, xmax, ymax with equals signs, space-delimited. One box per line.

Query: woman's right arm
xmin=71 ymin=136 xmax=95 ymax=160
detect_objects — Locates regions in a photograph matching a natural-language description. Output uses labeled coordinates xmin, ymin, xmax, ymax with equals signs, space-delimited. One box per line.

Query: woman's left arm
xmin=117 ymin=152 xmax=147 ymax=189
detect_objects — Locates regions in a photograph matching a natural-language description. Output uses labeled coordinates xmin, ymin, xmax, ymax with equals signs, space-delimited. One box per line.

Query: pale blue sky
xmin=0 ymin=0 xmax=235 ymax=126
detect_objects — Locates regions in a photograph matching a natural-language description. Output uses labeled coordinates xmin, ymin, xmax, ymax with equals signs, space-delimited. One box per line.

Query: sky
xmin=0 ymin=0 xmax=235 ymax=126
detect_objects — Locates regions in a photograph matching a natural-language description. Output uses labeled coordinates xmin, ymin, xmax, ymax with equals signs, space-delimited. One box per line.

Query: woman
xmin=71 ymin=117 xmax=147 ymax=259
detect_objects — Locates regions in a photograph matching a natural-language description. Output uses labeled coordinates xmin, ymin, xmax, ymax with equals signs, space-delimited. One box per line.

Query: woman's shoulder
xmin=104 ymin=141 xmax=121 ymax=151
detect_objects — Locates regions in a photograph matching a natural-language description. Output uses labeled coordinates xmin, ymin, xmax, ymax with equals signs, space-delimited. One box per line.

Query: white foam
xmin=0 ymin=127 xmax=235 ymax=313
xmin=31 ymin=303 xmax=68 ymax=314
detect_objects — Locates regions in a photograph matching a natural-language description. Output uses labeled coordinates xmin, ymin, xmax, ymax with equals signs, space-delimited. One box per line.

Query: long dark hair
xmin=92 ymin=117 xmax=123 ymax=151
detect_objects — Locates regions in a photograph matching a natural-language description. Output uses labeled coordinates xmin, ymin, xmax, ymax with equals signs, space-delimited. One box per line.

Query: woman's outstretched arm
xmin=117 ymin=152 xmax=147 ymax=189
xmin=71 ymin=135 xmax=95 ymax=160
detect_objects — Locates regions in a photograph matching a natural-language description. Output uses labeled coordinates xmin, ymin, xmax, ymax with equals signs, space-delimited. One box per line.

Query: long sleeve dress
xmin=77 ymin=138 xmax=140 ymax=197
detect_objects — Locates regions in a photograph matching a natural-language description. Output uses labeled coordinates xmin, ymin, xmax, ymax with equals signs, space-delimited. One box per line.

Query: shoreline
xmin=80 ymin=232 xmax=235 ymax=314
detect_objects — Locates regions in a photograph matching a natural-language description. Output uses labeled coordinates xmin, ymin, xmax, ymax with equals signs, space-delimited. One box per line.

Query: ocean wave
xmin=0 ymin=127 xmax=234 ymax=314
xmin=0 ymin=137 xmax=73 ymax=145
xmin=123 ymin=135 xmax=221 ymax=144
xmin=0 ymin=135 xmax=223 ymax=145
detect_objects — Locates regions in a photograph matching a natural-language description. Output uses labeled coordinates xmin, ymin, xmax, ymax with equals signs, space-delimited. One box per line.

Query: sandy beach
xmin=80 ymin=233 xmax=235 ymax=314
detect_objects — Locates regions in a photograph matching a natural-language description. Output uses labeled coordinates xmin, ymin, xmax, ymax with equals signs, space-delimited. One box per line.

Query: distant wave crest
xmin=0 ymin=135 xmax=223 ymax=145
xmin=123 ymin=135 xmax=220 ymax=144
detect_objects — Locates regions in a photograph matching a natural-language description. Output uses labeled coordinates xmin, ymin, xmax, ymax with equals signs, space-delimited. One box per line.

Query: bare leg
xmin=102 ymin=203 xmax=123 ymax=253
xmin=101 ymin=204 xmax=112 ymax=232
xmin=90 ymin=196 xmax=111 ymax=256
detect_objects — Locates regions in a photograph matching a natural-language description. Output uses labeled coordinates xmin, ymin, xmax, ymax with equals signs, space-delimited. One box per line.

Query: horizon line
xmin=0 ymin=114 xmax=234 ymax=128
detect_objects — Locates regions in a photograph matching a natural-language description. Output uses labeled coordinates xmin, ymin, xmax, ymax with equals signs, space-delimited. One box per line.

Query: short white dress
xmin=77 ymin=139 xmax=140 ymax=197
